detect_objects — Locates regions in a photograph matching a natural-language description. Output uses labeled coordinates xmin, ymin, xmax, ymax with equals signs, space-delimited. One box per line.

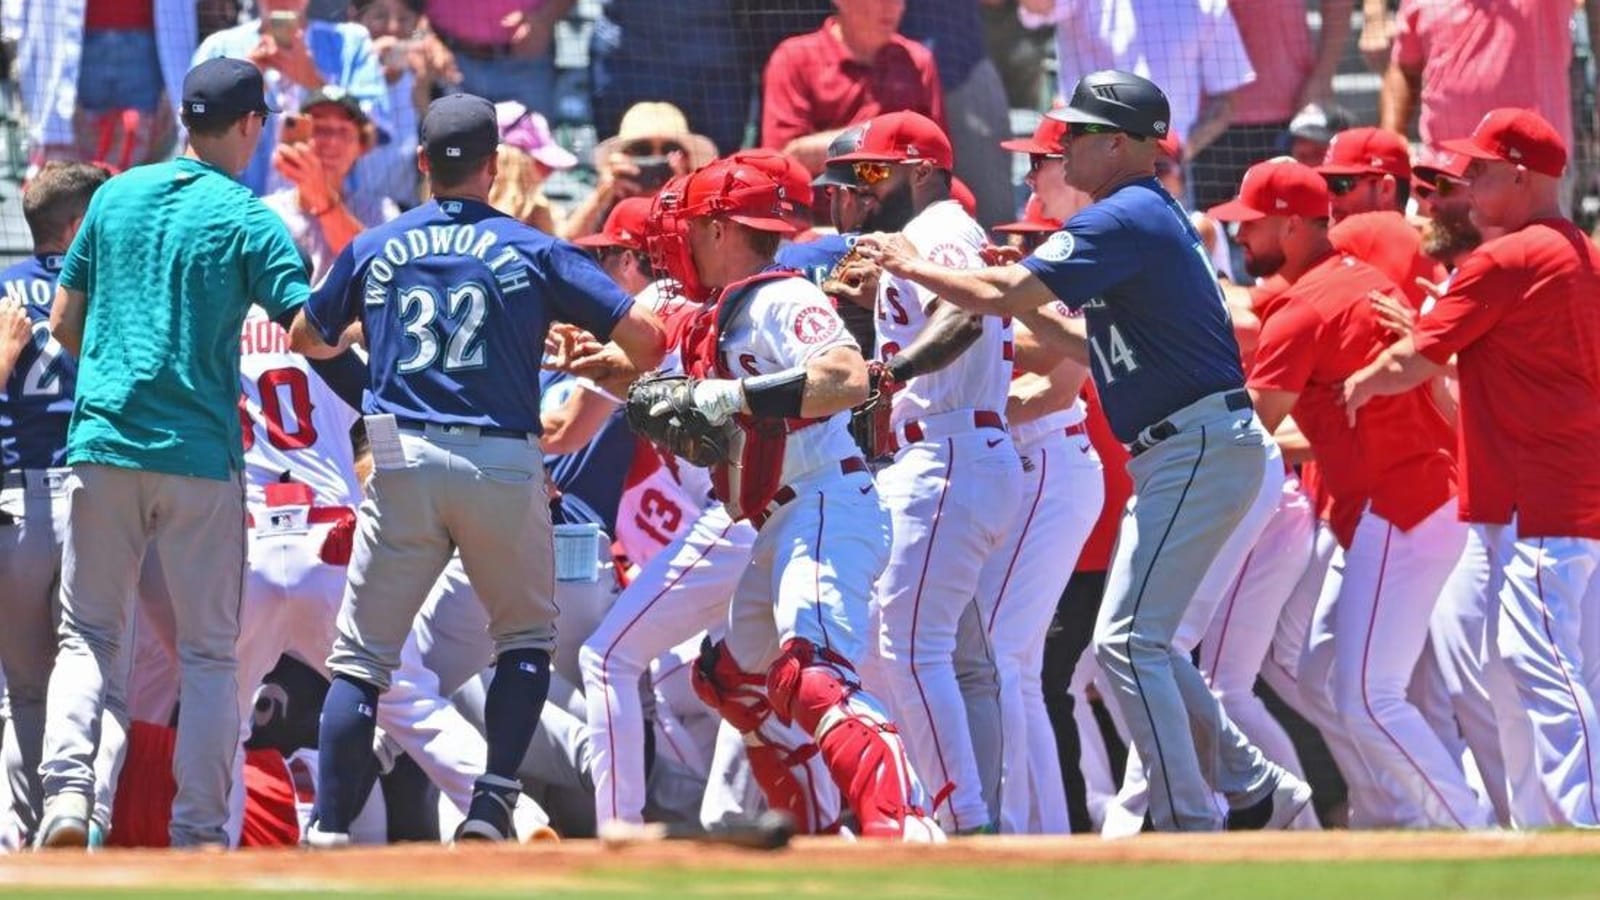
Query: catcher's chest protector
xmin=679 ymin=270 xmax=826 ymax=522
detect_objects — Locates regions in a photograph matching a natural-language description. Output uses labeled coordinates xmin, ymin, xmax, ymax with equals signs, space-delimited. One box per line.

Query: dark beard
xmin=1421 ymin=214 xmax=1482 ymax=267
xmin=1244 ymin=248 xmax=1285 ymax=279
xmin=859 ymin=180 xmax=918 ymax=233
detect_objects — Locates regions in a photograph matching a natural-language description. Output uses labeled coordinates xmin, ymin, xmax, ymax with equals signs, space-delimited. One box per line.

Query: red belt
xmin=891 ymin=409 xmax=1005 ymax=453
xmin=750 ymin=458 xmax=869 ymax=529
xmin=246 ymin=481 xmax=353 ymax=528
xmin=1065 ymin=422 xmax=1088 ymax=437
xmin=247 ymin=506 xmax=353 ymax=529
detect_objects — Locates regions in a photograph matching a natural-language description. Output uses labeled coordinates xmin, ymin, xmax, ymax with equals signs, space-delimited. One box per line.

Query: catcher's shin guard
xmin=766 ymin=638 xmax=934 ymax=839
xmin=691 ymin=638 xmax=838 ymax=833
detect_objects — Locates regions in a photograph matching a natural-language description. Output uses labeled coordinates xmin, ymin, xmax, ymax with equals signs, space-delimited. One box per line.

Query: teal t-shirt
xmin=59 ymin=157 xmax=310 ymax=480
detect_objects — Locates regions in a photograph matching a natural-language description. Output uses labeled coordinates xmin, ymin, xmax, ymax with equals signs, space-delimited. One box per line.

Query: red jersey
xmin=1412 ymin=218 xmax=1600 ymax=539
xmin=1250 ymin=252 xmax=1456 ymax=533
xmin=760 ymin=19 xmax=944 ymax=151
xmin=1075 ymin=382 xmax=1132 ymax=573
xmin=1330 ymin=211 xmax=1446 ymax=311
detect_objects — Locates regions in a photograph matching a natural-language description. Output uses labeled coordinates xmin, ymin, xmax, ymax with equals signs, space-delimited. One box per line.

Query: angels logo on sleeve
xmin=1034 ymin=231 xmax=1076 ymax=263
xmin=792 ymin=305 xmax=843 ymax=345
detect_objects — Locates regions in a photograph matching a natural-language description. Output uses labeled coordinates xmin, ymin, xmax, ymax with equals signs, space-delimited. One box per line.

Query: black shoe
xmin=453 ymin=775 xmax=520 ymax=843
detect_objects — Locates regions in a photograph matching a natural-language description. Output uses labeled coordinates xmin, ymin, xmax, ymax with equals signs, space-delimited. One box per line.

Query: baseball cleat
xmin=454 ymin=776 xmax=521 ymax=843
xmin=303 ymin=823 xmax=352 ymax=849
xmin=34 ymin=793 xmax=90 ymax=850
xmin=1227 ymin=771 xmax=1313 ymax=831
xmin=902 ymin=814 xmax=947 ymax=843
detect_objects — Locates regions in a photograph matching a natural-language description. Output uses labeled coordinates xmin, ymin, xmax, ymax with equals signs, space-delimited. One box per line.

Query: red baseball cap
xmin=1208 ymin=159 xmax=1330 ymax=222
xmin=1000 ymin=116 xmax=1068 ymax=155
xmin=827 ymin=111 xmax=954 ymax=170
xmin=1316 ymin=126 xmax=1412 ymax=179
xmin=574 ymin=196 xmax=653 ymax=250
xmin=1440 ymin=107 xmax=1567 ymax=178
xmin=1412 ymin=146 xmax=1471 ymax=190
xmin=993 ymin=195 xmax=1062 ymax=234
xmin=1156 ymin=133 xmax=1183 ymax=162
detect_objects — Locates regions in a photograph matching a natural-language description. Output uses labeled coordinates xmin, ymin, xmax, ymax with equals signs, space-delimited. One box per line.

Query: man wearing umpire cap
xmin=855 ymin=69 xmax=1313 ymax=832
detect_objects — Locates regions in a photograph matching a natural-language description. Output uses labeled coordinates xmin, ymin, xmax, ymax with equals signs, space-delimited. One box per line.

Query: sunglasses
xmin=852 ymin=161 xmax=894 ymax=186
xmin=1068 ymin=123 xmax=1123 ymax=138
xmin=1325 ymin=174 xmax=1377 ymax=197
xmin=623 ymin=139 xmax=686 ymax=158
xmin=1028 ymin=153 xmax=1062 ymax=173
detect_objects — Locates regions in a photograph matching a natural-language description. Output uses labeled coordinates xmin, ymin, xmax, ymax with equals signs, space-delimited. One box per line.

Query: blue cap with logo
xmin=422 ymin=93 xmax=500 ymax=165
xmin=182 ymin=57 xmax=277 ymax=122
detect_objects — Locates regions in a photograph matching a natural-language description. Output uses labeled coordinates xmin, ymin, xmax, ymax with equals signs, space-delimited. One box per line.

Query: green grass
xmin=8 ymin=856 xmax=1600 ymax=900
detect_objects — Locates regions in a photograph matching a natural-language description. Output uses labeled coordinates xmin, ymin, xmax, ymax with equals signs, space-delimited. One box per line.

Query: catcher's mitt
xmin=848 ymin=362 xmax=898 ymax=462
xmin=625 ymin=372 xmax=733 ymax=468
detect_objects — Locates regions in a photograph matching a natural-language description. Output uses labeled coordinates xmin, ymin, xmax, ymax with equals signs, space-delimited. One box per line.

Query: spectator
xmin=1280 ymin=102 xmax=1353 ymax=167
xmin=589 ymin=0 xmax=750 ymax=160
xmin=423 ymin=0 xmax=572 ymax=116
xmin=491 ymin=101 xmax=579 ymax=235
xmin=561 ymin=102 xmax=714 ymax=242
xmin=903 ymin=0 xmax=1013 ymax=227
xmin=264 ymin=88 xmax=398 ymax=281
xmin=1019 ymin=0 xmax=1254 ymax=164
xmin=1189 ymin=0 xmax=1352 ymax=211
xmin=981 ymin=0 xmax=1056 ymax=109
xmin=1378 ymin=0 xmax=1587 ymax=169
xmin=192 ymin=0 xmax=389 ymax=196
xmin=17 ymin=0 xmax=197 ymax=172
xmin=350 ymin=0 xmax=462 ymax=210
xmin=761 ymin=0 xmax=945 ymax=174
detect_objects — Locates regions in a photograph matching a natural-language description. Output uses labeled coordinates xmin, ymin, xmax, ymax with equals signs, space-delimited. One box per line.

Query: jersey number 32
xmin=396 ymin=282 xmax=490 ymax=373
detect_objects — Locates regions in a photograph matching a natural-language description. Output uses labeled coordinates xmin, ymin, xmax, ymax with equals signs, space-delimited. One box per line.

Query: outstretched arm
xmin=854 ymin=233 xmax=1057 ymax=318
xmin=1342 ymin=336 xmax=1447 ymax=425
xmin=881 ymin=300 xmax=984 ymax=383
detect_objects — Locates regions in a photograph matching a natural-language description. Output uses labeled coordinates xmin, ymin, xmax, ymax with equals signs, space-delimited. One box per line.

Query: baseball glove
xmin=848 ymin=361 xmax=898 ymax=462
xmin=625 ymin=372 xmax=733 ymax=468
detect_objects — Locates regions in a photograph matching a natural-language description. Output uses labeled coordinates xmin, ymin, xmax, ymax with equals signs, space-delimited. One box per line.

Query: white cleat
xmin=303 ymin=823 xmax=351 ymax=849
xmin=901 ymin=814 xmax=947 ymax=844
xmin=34 ymin=794 xmax=90 ymax=850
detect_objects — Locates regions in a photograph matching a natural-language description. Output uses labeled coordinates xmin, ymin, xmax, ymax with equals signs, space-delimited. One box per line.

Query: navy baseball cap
xmin=422 ymin=93 xmax=500 ymax=164
xmin=182 ymin=57 xmax=277 ymax=121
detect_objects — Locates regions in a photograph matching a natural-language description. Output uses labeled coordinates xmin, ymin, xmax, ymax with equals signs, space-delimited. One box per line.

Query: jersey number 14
xmin=1088 ymin=323 xmax=1139 ymax=384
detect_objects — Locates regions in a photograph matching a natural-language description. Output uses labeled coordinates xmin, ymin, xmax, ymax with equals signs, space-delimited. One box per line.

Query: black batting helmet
xmin=1049 ymin=70 xmax=1172 ymax=140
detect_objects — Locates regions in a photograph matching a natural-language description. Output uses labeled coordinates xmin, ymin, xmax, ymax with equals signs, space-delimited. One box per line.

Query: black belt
xmin=1127 ymin=390 xmax=1251 ymax=458
xmin=396 ymin=418 xmax=532 ymax=441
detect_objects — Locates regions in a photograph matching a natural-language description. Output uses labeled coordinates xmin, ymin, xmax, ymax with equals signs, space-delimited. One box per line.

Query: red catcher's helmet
xmin=646 ymin=159 xmax=803 ymax=301
xmin=724 ymin=148 xmax=815 ymax=216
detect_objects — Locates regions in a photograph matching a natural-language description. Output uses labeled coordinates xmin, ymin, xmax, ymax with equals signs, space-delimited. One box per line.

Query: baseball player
xmin=824 ymin=111 xmax=1021 ymax=834
xmin=855 ymin=69 xmax=1311 ymax=832
xmin=1345 ymin=108 xmax=1600 ymax=827
xmin=1316 ymin=127 xmax=1444 ymax=310
xmin=37 ymin=59 xmax=314 ymax=849
xmin=0 ymin=162 xmax=117 ymax=846
xmin=1212 ymin=159 xmax=1484 ymax=829
xmin=583 ymin=156 xmax=942 ymax=840
xmin=288 ymin=93 xmax=666 ymax=844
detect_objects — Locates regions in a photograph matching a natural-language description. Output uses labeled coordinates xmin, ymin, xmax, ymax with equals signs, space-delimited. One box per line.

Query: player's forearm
xmin=796 ymin=348 xmax=869 ymax=418
xmin=316 ymin=203 xmax=365 ymax=257
xmin=48 ymin=286 xmax=86 ymax=358
xmin=1380 ymin=64 xmax=1419 ymax=135
xmin=540 ymin=387 xmax=617 ymax=454
xmin=1014 ymin=305 xmax=1090 ymax=368
xmin=1006 ymin=363 xmax=1084 ymax=425
xmin=895 ymin=256 xmax=1034 ymax=318
xmin=886 ymin=303 xmax=983 ymax=382
xmin=1184 ymin=92 xmax=1234 ymax=160
xmin=1273 ymin=415 xmax=1314 ymax=465
xmin=288 ymin=312 xmax=357 ymax=360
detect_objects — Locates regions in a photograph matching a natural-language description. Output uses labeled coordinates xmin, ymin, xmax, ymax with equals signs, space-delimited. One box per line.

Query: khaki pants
xmin=40 ymin=463 xmax=246 ymax=847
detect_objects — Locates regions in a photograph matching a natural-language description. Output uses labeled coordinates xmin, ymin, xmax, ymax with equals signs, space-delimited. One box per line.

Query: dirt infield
xmin=1 ymin=831 xmax=1597 ymax=893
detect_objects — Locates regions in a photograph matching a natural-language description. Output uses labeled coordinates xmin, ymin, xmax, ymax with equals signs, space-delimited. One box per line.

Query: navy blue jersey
xmin=776 ymin=233 xmax=853 ymax=290
xmin=0 ymin=255 xmax=76 ymax=469
xmin=1021 ymin=178 xmax=1245 ymax=442
xmin=539 ymin=370 xmax=631 ymax=535
xmin=306 ymin=198 xmax=633 ymax=433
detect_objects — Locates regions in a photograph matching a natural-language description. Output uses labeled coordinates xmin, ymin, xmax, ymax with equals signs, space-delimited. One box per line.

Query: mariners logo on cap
xmin=442 ymin=201 xmax=462 ymax=214
xmin=190 ymin=102 xmax=206 ymax=114
xmin=1035 ymin=230 xmax=1076 ymax=263
xmin=446 ymin=147 xmax=462 ymax=157
xmin=1153 ymin=120 xmax=1168 ymax=136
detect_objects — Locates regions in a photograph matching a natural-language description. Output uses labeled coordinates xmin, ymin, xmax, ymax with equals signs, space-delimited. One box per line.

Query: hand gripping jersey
xmin=238 ymin=308 xmax=362 ymax=509
xmin=876 ymin=201 xmax=1014 ymax=427
xmin=677 ymin=269 xmax=861 ymax=522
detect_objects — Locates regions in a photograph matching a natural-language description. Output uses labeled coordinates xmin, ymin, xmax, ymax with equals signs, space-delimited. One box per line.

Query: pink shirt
xmin=426 ymin=0 xmax=545 ymax=48
xmin=1393 ymin=0 xmax=1572 ymax=152
xmin=1228 ymin=0 xmax=1314 ymax=124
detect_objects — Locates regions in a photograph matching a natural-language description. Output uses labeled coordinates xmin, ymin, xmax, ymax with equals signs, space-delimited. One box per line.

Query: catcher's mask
xmin=646 ymin=159 xmax=806 ymax=301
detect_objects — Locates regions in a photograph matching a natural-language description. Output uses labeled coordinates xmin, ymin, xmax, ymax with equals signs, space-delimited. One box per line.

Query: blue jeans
xmin=454 ymin=53 xmax=557 ymax=119
xmin=77 ymin=29 xmax=163 ymax=112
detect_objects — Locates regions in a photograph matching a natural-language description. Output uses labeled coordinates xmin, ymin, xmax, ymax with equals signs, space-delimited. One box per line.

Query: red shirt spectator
xmin=1384 ymin=0 xmax=1573 ymax=152
xmin=1228 ymin=0 xmax=1352 ymax=126
xmin=1411 ymin=218 xmax=1600 ymax=539
xmin=761 ymin=9 xmax=943 ymax=172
